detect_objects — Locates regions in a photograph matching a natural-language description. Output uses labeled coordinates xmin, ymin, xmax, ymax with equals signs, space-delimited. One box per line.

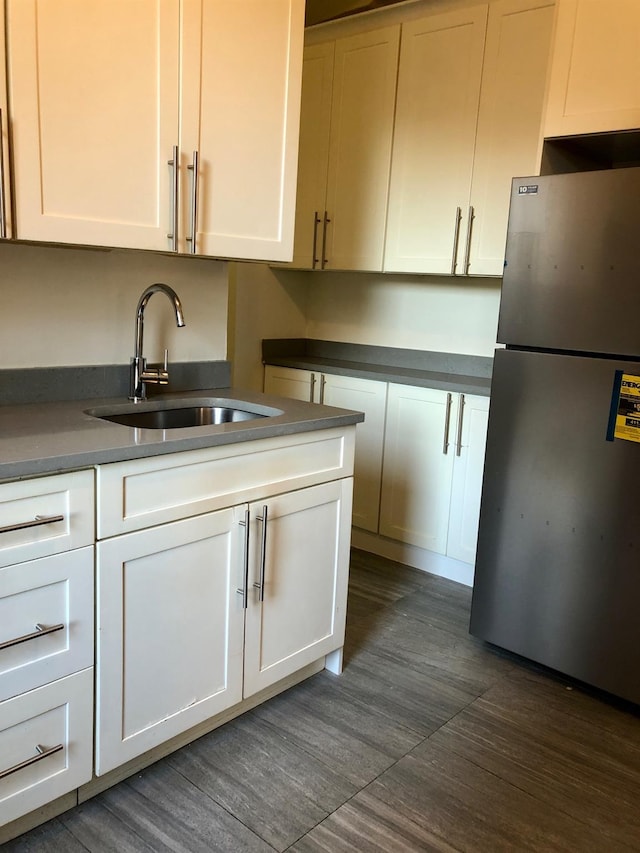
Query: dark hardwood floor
xmin=5 ymin=548 xmax=640 ymax=852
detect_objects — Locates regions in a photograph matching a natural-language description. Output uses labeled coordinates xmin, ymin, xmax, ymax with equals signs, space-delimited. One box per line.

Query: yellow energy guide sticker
xmin=608 ymin=372 xmax=640 ymax=443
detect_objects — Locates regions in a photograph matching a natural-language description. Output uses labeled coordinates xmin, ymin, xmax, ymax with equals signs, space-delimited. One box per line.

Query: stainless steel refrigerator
xmin=470 ymin=167 xmax=640 ymax=705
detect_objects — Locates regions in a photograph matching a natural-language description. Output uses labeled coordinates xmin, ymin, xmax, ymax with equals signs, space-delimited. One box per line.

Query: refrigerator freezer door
xmin=498 ymin=168 xmax=640 ymax=358
xmin=470 ymin=348 xmax=640 ymax=704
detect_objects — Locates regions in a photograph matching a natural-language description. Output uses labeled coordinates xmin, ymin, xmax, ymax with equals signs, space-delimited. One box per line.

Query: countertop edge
xmin=0 ymin=389 xmax=364 ymax=483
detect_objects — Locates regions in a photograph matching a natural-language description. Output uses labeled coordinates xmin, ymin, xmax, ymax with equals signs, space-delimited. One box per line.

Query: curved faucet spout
xmin=134 ymin=283 xmax=185 ymax=362
xmin=130 ymin=283 xmax=186 ymax=401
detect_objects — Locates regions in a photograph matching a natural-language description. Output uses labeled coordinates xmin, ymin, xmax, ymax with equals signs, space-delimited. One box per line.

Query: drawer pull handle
xmin=0 ymin=743 xmax=64 ymax=781
xmin=0 ymin=622 xmax=65 ymax=652
xmin=0 ymin=514 xmax=64 ymax=535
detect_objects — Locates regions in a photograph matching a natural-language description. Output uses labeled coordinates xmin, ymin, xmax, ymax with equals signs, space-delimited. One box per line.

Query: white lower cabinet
xmin=380 ymin=384 xmax=458 ymax=553
xmin=264 ymin=364 xmax=489 ymax=568
xmin=0 ymin=471 xmax=95 ymax=831
xmin=243 ymin=479 xmax=352 ymax=697
xmin=264 ymin=365 xmax=387 ymax=533
xmin=95 ymin=430 xmax=354 ymax=776
xmin=380 ymin=384 xmax=489 ymax=563
xmin=0 ymin=669 xmax=93 ymax=828
xmin=95 ymin=507 xmax=244 ymax=775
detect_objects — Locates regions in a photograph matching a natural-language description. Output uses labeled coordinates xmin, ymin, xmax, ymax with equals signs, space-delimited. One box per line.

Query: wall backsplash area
xmin=230 ymin=261 xmax=501 ymax=391
xmin=0 ymin=242 xmax=229 ymax=370
xmin=304 ymin=271 xmax=501 ymax=355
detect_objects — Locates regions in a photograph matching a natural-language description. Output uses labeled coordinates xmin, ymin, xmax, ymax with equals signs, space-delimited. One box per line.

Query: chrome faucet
xmin=129 ymin=283 xmax=186 ymax=401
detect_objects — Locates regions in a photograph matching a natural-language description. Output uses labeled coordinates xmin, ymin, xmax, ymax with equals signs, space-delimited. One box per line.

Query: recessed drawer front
xmin=96 ymin=427 xmax=356 ymax=538
xmin=0 ymin=547 xmax=94 ymax=703
xmin=0 ymin=470 xmax=94 ymax=568
xmin=0 ymin=668 xmax=93 ymax=828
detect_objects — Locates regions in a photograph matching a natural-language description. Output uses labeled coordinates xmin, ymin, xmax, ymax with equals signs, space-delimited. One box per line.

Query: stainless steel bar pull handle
xmin=0 ymin=514 xmax=64 ymax=535
xmin=186 ymin=149 xmax=199 ymax=254
xmin=455 ymin=394 xmax=465 ymax=456
xmin=321 ymin=211 xmax=331 ymax=269
xmin=0 ymin=109 xmax=7 ymax=239
xmin=254 ymin=505 xmax=268 ymax=602
xmin=236 ymin=509 xmax=251 ymax=609
xmin=319 ymin=374 xmax=326 ymax=404
xmin=450 ymin=207 xmax=462 ymax=275
xmin=167 ymin=145 xmax=179 ymax=251
xmin=312 ymin=211 xmax=321 ymax=269
xmin=310 ymin=373 xmax=316 ymax=403
xmin=463 ymin=205 xmax=475 ymax=275
xmin=443 ymin=393 xmax=453 ymax=454
xmin=0 ymin=622 xmax=65 ymax=652
xmin=0 ymin=743 xmax=64 ymax=781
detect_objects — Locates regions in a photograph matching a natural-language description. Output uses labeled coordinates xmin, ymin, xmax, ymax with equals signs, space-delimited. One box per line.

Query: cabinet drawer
xmin=0 ymin=668 xmax=93 ymax=827
xmin=0 ymin=547 xmax=94 ymax=703
xmin=96 ymin=427 xmax=356 ymax=538
xmin=0 ymin=470 xmax=94 ymax=568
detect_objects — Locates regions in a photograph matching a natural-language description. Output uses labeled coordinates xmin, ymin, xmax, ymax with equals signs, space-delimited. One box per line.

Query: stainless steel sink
xmin=86 ymin=398 xmax=282 ymax=430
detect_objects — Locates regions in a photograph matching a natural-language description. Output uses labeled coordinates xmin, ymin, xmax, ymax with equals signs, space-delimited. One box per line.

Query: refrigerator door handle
xmin=443 ymin=393 xmax=453 ymax=454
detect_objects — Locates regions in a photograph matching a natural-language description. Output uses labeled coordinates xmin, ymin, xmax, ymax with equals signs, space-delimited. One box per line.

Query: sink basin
xmin=86 ymin=398 xmax=281 ymax=430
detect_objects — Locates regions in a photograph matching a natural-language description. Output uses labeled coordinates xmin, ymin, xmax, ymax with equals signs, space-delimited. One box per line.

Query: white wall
xmin=305 ymin=271 xmax=501 ymax=356
xmin=228 ymin=263 xmax=501 ymax=385
xmin=229 ymin=262 xmax=309 ymax=390
xmin=0 ymin=242 xmax=228 ymax=369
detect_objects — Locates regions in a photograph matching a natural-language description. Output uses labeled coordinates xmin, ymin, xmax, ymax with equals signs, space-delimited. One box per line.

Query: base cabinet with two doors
xmin=1 ymin=426 xmax=355 ymax=832
xmin=264 ymin=365 xmax=489 ymax=568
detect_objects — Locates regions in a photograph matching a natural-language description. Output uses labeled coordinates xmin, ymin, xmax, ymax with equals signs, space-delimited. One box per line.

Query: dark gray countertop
xmin=0 ymin=388 xmax=364 ymax=482
xmin=262 ymin=339 xmax=493 ymax=397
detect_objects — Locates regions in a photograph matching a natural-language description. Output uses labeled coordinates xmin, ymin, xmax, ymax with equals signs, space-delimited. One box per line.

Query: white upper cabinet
xmin=179 ymin=0 xmax=304 ymax=261
xmin=324 ymin=26 xmax=400 ymax=271
xmin=5 ymin=0 xmax=304 ymax=261
xmin=384 ymin=6 xmax=487 ymax=276
xmin=288 ymin=25 xmax=400 ymax=271
xmin=384 ymin=0 xmax=553 ymax=277
xmin=289 ymin=42 xmax=335 ymax=269
xmin=543 ymin=0 xmax=640 ymax=138
xmin=7 ymin=0 xmax=180 ymax=251
xmin=467 ymin=0 xmax=554 ymax=276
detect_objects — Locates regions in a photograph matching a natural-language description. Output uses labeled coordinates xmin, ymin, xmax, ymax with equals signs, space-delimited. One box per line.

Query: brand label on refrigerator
xmin=518 ymin=184 xmax=538 ymax=194
xmin=607 ymin=372 xmax=640 ymax=443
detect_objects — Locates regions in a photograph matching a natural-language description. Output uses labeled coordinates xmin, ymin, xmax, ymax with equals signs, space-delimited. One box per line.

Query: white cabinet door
xmin=384 ymin=6 xmax=487 ymax=275
xmin=180 ymin=0 xmax=304 ymax=261
xmin=323 ymin=25 xmax=400 ymax=271
xmin=7 ymin=0 xmax=180 ymax=250
xmin=322 ymin=374 xmax=387 ymax=534
xmin=467 ymin=0 xmax=554 ymax=276
xmin=289 ymin=42 xmax=335 ymax=269
xmin=243 ymin=479 xmax=352 ymax=697
xmin=95 ymin=508 xmax=244 ymax=775
xmin=379 ymin=384 xmax=457 ymax=554
xmin=263 ymin=364 xmax=315 ymax=402
xmin=447 ymin=394 xmax=489 ymax=564
xmin=544 ymin=0 xmax=640 ymax=137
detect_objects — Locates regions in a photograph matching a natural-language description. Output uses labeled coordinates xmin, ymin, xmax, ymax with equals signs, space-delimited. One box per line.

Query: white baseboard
xmin=351 ymin=528 xmax=475 ymax=587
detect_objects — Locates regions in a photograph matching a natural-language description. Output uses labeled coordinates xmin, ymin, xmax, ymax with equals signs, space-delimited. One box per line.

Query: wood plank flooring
xmin=4 ymin=548 xmax=640 ymax=852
